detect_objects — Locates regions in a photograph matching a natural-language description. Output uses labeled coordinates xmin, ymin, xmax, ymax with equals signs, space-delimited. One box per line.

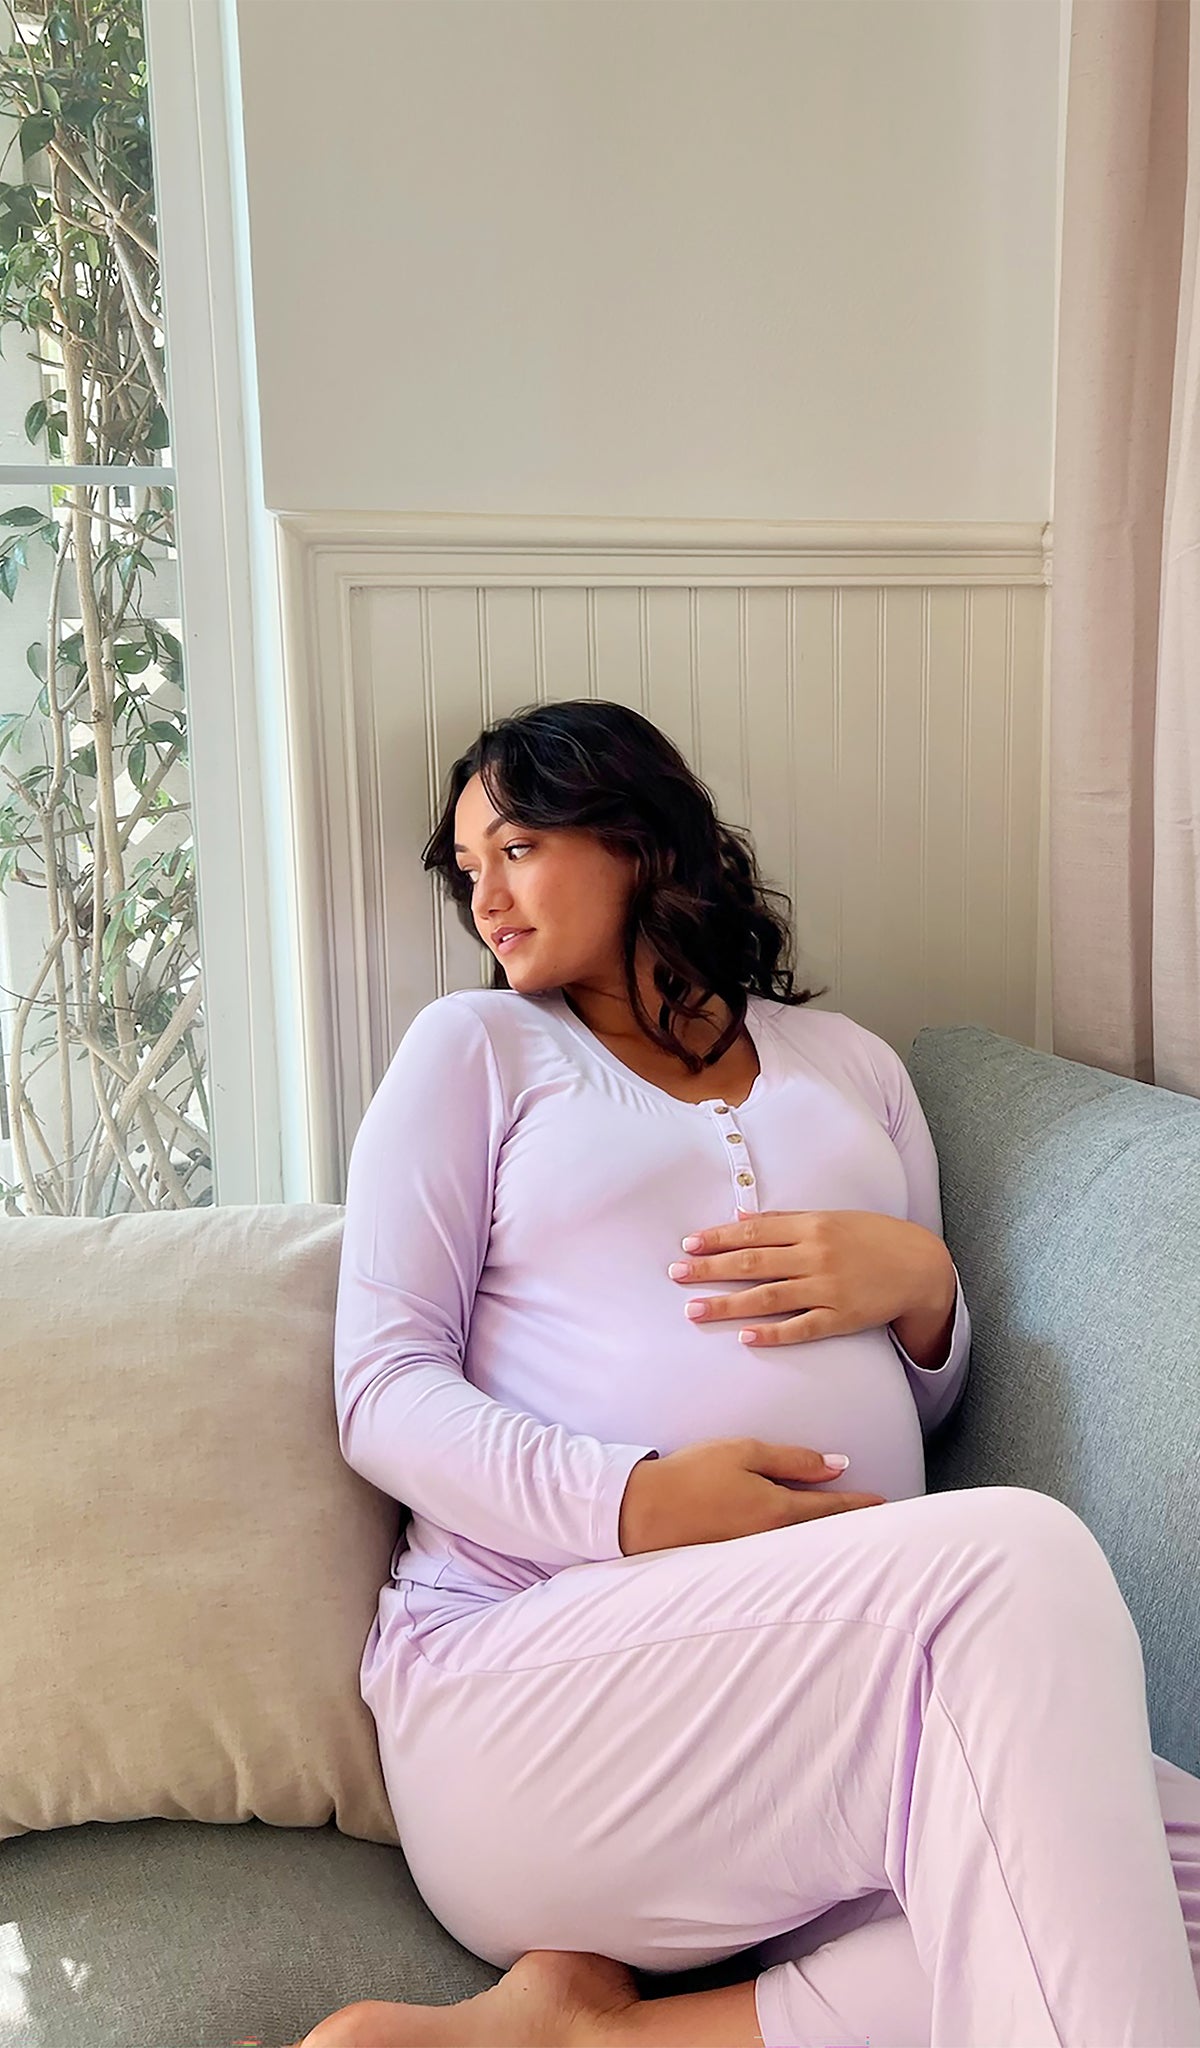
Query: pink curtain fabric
xmin=1051 ymin=0 xmax=1199 ymax=1094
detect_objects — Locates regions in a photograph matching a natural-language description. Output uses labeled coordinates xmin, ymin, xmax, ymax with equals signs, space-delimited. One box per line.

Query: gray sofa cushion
xmin=0 ymin=1817 xmax=496 ymax=2048
xmin=0 ymin=1818 xmax=765 ymax=2048
xmin=909 ymin=1024 xmax=1200 ymax=1778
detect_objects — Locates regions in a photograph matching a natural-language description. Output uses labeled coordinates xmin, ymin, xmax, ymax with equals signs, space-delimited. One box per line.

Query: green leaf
xmin=0 ymin=506 xmax=44 ymax=527
xmin=0 ymin=554 xmax=18 ymax=602
xmin=25 ymin=644 xmax=45 ymax=683
xmin=19 ymin=115 xmax=55 ymax=159
xmin=145 ymin=720 xmax=182 ymax=747
xmin=128 ymin=737 xmax=146 ymax=788
xmin=0 ymin=787 xmax=36 ymax=839
xmin=144 ymin=403 xmax=170 ymax=451
xmin=114 ymin=639 xmax=152 ymax=673
xmin=5 ymin=188 xmax=43 ymax=227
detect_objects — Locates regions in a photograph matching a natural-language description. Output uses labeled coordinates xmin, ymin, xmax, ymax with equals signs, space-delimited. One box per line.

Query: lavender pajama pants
xmin=366 ymin=1485 xmax=1200 ymax=2047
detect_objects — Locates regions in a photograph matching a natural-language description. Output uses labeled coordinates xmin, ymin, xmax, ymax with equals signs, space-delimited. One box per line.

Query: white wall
xmin=234 ymin=0 xmax=1063 ymax=523
xmin=230 ymin=0 xmax=1062 ymax=1166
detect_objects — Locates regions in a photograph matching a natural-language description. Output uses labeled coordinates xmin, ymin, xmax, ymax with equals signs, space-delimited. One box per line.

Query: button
xmin=725 ymin=1132 xmax=744 ymax=1145
xmin=736 ymin=1170 xmax=755 ymax=1187
xmin=714 ymin=1104 xmax=730 ymax=1115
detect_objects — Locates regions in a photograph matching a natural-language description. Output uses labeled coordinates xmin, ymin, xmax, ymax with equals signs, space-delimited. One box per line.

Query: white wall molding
xmin=277 ymin=511 xmax=1050 ymax=584
xmin=275 ymin=513 xmax=1051 ymax=1203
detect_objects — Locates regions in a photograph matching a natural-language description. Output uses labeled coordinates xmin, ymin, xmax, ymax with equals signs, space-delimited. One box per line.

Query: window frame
xmin=128 ymin=0 xmax=312 ymax=1204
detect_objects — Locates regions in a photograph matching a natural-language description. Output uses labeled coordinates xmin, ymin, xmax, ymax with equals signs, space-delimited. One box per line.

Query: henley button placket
xmin=705 ymin=1101 xmax=758 ymax=1213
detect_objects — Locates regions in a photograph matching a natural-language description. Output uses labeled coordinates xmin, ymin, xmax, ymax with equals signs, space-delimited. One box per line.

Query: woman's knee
xmin=972 ymin=1482 xmax=1102 ymax=1547
xmin=944 ymin=1482 xmax=1104 ymax=1563
xmin=949 ymin=1484 xmax=1136 ymax=1628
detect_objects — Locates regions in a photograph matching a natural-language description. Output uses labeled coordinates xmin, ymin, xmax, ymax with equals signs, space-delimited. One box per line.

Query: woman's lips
xmin=496 ymin=929 xmax=533 ymax=952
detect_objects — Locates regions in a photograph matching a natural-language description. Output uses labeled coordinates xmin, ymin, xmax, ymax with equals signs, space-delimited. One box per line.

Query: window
xmin=0 ymin=0 xmax=302 ymax=1215
xmin=0 ymin=0 xmax=205 ymax=1216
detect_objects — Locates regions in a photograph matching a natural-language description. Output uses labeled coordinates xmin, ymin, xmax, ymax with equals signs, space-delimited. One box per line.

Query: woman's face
xmin=452 ymin=771 xmax=636 ymax=997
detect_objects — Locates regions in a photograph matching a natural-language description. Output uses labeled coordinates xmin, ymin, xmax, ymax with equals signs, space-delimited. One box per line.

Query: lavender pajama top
xmin=333 ymin=986 xmax=971 ymax=1665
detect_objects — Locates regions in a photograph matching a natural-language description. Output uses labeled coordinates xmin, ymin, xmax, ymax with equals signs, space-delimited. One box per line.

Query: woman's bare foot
xmin=284 ymin=1947 xmax=641 ymax=2047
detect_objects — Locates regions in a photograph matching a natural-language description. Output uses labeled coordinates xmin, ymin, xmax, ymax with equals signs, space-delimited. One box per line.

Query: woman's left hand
xmin=667 ymin=1208 xmax=952 ymax=1347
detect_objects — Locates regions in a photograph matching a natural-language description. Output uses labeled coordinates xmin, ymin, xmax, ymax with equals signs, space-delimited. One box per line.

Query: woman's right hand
xmin=618 ymin=1437 xmax=886 ymax=1556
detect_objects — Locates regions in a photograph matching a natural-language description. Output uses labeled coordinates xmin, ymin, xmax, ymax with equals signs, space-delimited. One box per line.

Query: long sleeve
xmin=873 ymin=1038 xmax=972 ymax=1436
xmin=333 ymin=997 xmax=661 ymax=1571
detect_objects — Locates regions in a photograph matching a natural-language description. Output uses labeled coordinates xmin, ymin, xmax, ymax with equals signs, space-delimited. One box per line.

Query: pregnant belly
xmin=732 ymin=1331 xmax=929 ymax=1504
xmin=582 ymin=1325 xmax=929 ymax=1507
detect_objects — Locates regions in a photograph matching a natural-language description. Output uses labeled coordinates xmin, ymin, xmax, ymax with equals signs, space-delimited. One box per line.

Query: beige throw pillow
xmin=0 ymin=1202 xmax=401 ymax=1846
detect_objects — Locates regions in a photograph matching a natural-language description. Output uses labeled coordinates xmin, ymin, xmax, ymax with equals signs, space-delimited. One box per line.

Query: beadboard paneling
xmin=275 ymin=515 xmax=1049 ymax=1201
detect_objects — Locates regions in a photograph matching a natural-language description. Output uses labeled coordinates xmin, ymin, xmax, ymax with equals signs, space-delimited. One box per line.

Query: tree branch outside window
xmin=0 ymin=0 xmax=208 ymax=1215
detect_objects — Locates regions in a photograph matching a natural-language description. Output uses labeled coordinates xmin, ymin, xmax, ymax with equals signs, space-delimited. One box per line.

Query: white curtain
xmin=1050 ymin=0 xmax=1199 ymax=1094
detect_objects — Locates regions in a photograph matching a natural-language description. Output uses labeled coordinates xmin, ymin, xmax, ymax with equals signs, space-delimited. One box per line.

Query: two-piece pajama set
xmin=333 ymin=986 xmax=1200 ymax=2047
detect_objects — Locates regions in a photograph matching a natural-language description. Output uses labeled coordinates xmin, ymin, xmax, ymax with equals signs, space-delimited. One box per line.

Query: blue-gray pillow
xmin=907 ymin=1024 xmax=1198 ymax=1777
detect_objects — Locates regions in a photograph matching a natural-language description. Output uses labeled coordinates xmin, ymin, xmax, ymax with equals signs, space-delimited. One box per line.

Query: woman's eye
xmin=457 ymin=843 xmax=532 ymax=883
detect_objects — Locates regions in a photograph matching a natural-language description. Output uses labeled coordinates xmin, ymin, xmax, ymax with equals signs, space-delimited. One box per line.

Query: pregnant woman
xmin=299 ymin=699 xmax=1200 ymax=2048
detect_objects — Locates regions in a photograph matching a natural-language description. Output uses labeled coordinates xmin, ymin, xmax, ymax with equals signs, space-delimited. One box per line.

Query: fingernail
xmin=822 ymin=1454 xmax=851 ymax=1471
xmin=681 ymin=1235 xmax=703 ymax=1252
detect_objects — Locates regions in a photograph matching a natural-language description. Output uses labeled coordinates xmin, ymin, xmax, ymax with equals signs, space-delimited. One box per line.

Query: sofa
xmin=2 ymin=1021 xmax=1196 ymax=2048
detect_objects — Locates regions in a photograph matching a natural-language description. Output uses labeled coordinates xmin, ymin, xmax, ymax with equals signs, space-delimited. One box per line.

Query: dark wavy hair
xmin=421 ymin=699 xmax=829 ymax=1076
